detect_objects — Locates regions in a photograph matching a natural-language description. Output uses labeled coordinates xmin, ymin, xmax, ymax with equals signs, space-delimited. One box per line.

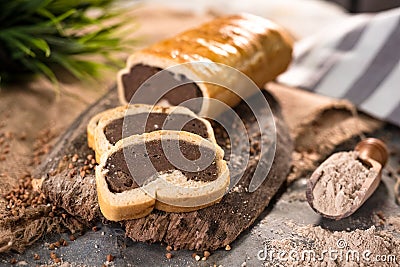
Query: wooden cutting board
xmin=35 ymin=86 xmax=293 ymax=251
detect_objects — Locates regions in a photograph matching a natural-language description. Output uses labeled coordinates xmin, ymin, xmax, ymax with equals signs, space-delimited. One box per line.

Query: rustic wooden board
xmin=35 ymin=86 xmax=293 ymax=251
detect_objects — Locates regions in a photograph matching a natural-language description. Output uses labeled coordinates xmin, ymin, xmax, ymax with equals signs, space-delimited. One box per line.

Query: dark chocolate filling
xmin=105 ymin=139 xmax=218 ymax=193
xmin=121 ymin=64 xmax=203 ymax=113
xmin=104 ymin=113 xmax=209 ymax=145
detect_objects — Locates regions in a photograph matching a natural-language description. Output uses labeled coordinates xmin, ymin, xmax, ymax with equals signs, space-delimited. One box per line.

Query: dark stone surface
xmin=1 ymin=106 xmax=399 ymax=266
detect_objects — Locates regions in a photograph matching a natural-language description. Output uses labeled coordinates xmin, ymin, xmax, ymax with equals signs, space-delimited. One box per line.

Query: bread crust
xmin=87 ymin=110 xmax=112 ymax=150
xmin=118 ymin=13 xmax=293 ymax=115
xmin=96 ymin=131 xmax=229 ymax=221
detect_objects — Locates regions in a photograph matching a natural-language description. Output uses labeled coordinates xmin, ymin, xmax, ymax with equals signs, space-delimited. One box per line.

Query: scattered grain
xmin=4 ymin=131 xmax=13 ymax=139
xmin=376 ymin=211 xmax=385 ymax=221
xmin=3 ymin=172 xmax=50 ymax=216
xmin=166 ymin=253 xmax=173 ymax=259
xmin=72 ymin=154 xmax=79 ymax=162
xmin=31 ymin=128 xmax=57 ymax=165
xmin=106 ymin=254 xmax=114 ymax=262
xmin=19 ymin=132 xmax=27 ymax=141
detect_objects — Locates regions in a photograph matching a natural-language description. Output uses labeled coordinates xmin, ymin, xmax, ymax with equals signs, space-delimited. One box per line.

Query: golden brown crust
xmin=138 ymin=14 xmax=293 ymax=84
xmin=97 ymin=181 xmax=155 ymax=221
xmin=87 ymin=112 xmax=106 ymax=150
xmin=118 ymin=13 xmax=293 ymax=115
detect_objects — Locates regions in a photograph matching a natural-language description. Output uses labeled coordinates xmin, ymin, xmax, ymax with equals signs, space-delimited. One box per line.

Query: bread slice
xmin=96 ymin=130 xmax=229 ymax=221
xmin=93 ymin=104 xmax=216 ymax=162
xmin=117 ymin=13 xmax=293 ymax=116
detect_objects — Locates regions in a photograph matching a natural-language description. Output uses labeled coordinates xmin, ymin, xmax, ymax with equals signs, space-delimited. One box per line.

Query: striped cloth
xmin=279 ymin=8 xmax=400 ymax=127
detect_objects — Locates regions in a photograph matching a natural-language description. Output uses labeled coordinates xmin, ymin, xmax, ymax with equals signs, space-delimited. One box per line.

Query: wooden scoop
xmin=306 ymin=138 xmax=388 ymax=220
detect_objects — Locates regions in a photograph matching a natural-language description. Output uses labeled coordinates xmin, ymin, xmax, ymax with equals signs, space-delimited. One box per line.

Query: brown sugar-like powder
xmin=264 ymin=222 xmax=400 ymax=267
xmin=312 ymin=151 xmax=377 ymax=217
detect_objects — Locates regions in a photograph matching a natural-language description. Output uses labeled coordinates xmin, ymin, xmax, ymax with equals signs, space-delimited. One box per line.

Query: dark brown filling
xmin=121 ymin=64 xmax=203 ymax=113
xmin=104 ymin=113 xmax=209 ymax=145
xmin=105 ymin=139 xmax=218 ymax=193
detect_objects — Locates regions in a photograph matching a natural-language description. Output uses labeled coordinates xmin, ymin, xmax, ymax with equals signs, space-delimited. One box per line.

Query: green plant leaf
xmin=0 ymin=0 xmax=134 ymax=87
xmin=20 ymin=57 xmax=59 ymax=88
xmin=5 ymin=30 xmax=51 ymax=57
xmin=0 ymin=34 xmax=36 ymax=57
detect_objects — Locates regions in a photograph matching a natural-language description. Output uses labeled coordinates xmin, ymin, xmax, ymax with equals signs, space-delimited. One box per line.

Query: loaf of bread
xmin=92 ymin=104 xmax=216 ymax=162
xmin=96 ymin=130 xmax=229 ymax=221
xmin=118 ymin=13 xmax=293 ymax=115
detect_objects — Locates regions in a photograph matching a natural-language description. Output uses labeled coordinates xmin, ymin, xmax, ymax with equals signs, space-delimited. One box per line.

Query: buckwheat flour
xmin=262 ymin=223 xmax=400 ymax=266
xmin=311 ymin=151 xmax=377 ymax=217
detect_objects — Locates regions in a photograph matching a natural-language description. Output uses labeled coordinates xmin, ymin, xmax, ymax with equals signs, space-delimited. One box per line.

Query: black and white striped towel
xmin=279 ymin=8 xmax=400 ymax=127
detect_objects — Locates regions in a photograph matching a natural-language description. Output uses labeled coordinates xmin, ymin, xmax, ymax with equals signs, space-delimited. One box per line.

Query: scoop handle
xmin=354 ymin=138 xmax=388 ymax=167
